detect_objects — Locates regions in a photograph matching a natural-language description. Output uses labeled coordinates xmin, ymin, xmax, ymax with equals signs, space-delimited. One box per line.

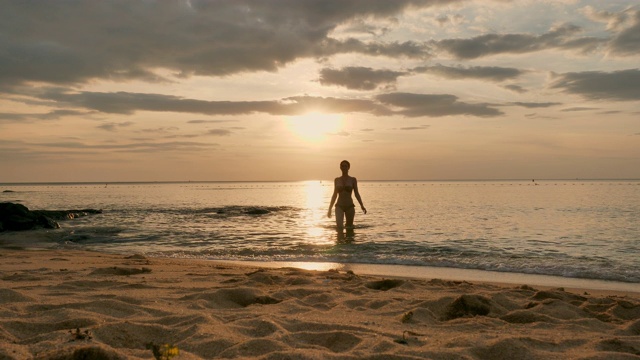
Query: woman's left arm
xmin=353 ymin=177 xmax=367 ymax=214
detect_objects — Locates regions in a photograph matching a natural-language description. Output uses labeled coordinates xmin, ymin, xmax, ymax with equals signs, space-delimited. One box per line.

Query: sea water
xmin=1 ymin=180 xmax=639 ymax=290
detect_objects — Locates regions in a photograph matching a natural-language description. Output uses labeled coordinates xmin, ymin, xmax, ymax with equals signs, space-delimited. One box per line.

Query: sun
xmin=285 ymin=112 xmax=344 ymax=143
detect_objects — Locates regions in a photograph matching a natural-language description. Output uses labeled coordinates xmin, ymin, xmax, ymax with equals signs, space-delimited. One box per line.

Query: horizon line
xmin=2 ymin=178 xmax=640 ymax=185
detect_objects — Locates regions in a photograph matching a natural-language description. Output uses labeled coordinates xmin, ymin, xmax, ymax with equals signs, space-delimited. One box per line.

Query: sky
xmin=1 ymin=0 xmax=639 ymax=182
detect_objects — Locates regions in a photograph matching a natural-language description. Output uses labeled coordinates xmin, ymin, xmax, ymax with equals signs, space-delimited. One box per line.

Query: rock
xmin=0 ymin=202 xmax=101 ymax=232
xmin=244 ymin=207 xmax=270 ymax=215
xmin=34 ymin=209 xmax=102 ymax=221
xmin=0 ymin=202 xmax=59 ymax=231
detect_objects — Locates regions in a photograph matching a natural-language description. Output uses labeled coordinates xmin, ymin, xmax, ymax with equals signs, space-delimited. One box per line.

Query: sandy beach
xmin=1 ymin=248 xmax=639 ymax=360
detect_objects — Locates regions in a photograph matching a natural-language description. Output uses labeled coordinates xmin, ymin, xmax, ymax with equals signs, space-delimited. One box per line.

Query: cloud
xmin=35 ymin=89 xmax=394 ymax=116
xmin=319 ymin=38 xmax=430 ymax=59
xmin=0 ymin=109 xmax=90 ymax=122
xmin=208 ymin=129 xmax=232 ymax=136
xmin=561 ymin=107 xmax=598 ymax=112
xmin=318 ymin=64 xmax=525 ymax=91
xmin=413 ymin=64 xmax=525 ymax=81
xmin=608 ymin=10 xmax=640 ymax=56
xmin=0 ymin=0 xmax=453 ymax=86
xmin=319 ymin=66 xmax=406 ymax=90
xmin=581 ymin=6 xmax=632 ymax=31
xmin=524 ymin=113 xmax=556 ymax=120
xmin=509 ymin=102 xmax=561 ymax=108
xmin=31 ymin=88 xmax=505 ymax=119
xmin=435 ymin=14 xmax=465 ymax=27
xmin=187 ymin=119 xmax=235 ymax=124
xmin=37 ymin=140 xmax=218 ymax=153
xmin=398 ymin=125 xmax=431 ymax=130
xmin=550 ymin=69 xmax=640 ymax=101
xmin=436 ymin=24 xmax=604 ymax=59
xmin=0 ymin=138 xmax=220 ymax=160
xmin=97 ymin=121 xmax=135 ymax=131
xmin=376 ymin=92 xmax=503 ymax=117
xmin=503 ymin=84 xmax=527 ymax=93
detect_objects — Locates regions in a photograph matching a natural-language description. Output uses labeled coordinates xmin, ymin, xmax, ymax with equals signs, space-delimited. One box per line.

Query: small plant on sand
xmin=146 ymin=342 xmax=179 ymax=360
xmin=400 ymin=311 xmax=414 ymax=323
xmin=69 ymin=328 xmax=92 ymax=341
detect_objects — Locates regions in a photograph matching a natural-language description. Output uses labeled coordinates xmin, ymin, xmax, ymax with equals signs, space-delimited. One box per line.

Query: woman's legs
xmin=345 ymin=207 xmax=356 ymax=229
xmin=334 ymin=206 xmax=345 ymax=232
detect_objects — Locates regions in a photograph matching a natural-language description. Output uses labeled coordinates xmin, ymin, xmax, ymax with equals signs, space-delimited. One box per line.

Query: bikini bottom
xmin=335 ymin=204 xmax=355 ymax=212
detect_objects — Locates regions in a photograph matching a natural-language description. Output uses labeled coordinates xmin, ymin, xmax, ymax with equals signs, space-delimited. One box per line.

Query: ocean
xmin=1 ymin=180 xmax=639 ymax=291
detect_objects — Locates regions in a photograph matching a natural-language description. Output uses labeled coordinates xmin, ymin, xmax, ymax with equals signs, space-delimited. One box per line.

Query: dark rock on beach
xmin=0 ymin=202 xmax=102 ymax=232
xmin=34 ymin=208 xmax=103 ymax=221
xmin=244 ymin=207 xmax=271 ymax=215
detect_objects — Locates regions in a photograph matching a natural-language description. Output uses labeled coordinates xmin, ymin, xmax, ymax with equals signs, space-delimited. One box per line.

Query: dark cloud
xmin=413 ymin=64 xmax=525 ymax=81
xmin=97 ymin=121 xmax=135 ymax=131
xmin=561 ymin=107 xmax=598 ymax=112
xmin=319 ymin=66 xmax=406 ymax=90
xmin=208 ymin=129 xmax=232 ymax=136
xmin=503 ymin=84 xmax=527 ymax=93
xmin=138 ymin=127 xmax=180 ymax=134
xmin=29 ymin=88 xmax=502 ymax=119
xmin=38 ymin=140 xmax=218 ymax=153
xmin=608 ymin=10 xmax=640 ymax=56
xmin=35 ymin=89 xmax=390 ymax=116
xmin=0 ymin=138 xmax=219 ymax=159
xmin=550 ymin=69 xmax=640 ymax=101
xmin=187 ymin=119 xmax=235 ymax=124
xmin=524 ymin=113 xmax=557 ymax=120
xmin=0 ymin=109 xmax=90 ymax=122
xmin=376 ymin=92 xmax=503 ymax=117
xmin=319 ymin=38 xmax=430 ymax=59
xmin=509 ymin=102 xmax=561 ymax=108
xmin=398 ymin=125 xmax=430 ymax=130
xmin=318 ymin=64 xmax=526 ymax=91
xmin=436 ymin=24 xmax=604 ymax=59
xmin=0 ymin=0 xmax=452 ymax=86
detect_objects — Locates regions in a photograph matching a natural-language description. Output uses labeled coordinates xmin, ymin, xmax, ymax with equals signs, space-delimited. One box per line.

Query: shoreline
xmin=2 ymin=232 xmax=638 ymax=294
xmin=213 ymin=260 xmax=640 ymax=295
xmin=2 ymin=247 xmax=639 ymax=359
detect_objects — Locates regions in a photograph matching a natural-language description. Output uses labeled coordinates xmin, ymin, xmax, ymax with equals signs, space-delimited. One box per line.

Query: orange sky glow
xmin=1 ymin=0 xmax=639 ymax=182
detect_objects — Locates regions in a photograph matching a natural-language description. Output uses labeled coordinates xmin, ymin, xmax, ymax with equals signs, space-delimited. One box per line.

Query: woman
xmin=327 ymin=160 xmax=367 ymax=232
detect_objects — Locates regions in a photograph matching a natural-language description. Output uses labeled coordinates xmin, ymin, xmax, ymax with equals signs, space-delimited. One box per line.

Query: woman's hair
xmin=340 ymin=160 xmax=350 ymax=168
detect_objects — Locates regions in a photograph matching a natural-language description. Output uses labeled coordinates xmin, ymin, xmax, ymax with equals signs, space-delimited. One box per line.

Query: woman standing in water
xmin=328 ymin=160 xmax=367 ymax=232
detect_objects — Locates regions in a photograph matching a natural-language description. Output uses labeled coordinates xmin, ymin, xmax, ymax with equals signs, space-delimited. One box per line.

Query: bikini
xmin=335 ymin=178 xmax=356 ymax=211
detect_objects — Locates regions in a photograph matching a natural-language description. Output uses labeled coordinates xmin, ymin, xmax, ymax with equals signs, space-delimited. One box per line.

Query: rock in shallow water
xmin=0 ymin=202 xmax=101 ymax=232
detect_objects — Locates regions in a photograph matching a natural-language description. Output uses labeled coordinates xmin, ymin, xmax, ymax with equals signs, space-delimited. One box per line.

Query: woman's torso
xmin=335 ymin=176 xmax=355 ymax=206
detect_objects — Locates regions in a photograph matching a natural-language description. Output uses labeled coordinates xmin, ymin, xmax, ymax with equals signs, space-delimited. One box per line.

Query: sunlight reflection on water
xmin=301 ymin=181 xmax=333 ymax=244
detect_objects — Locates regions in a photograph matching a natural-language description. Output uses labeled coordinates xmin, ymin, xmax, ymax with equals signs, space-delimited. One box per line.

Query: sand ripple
xmin=0 ymin=249 xmax=638 ymax=359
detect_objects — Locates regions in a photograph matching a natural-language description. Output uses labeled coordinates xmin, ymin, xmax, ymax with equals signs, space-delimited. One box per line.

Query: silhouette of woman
xmin=327 ymin=160 xmax=366 ymax=232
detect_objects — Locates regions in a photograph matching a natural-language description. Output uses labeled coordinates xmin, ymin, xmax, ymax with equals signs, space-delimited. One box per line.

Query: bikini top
xmin=336 ymin=177 xmax=354 ymax=193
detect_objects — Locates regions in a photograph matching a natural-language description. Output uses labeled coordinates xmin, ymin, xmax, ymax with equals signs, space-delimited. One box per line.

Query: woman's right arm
xmin=327 ymin=179 xmax=338 ymax=218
